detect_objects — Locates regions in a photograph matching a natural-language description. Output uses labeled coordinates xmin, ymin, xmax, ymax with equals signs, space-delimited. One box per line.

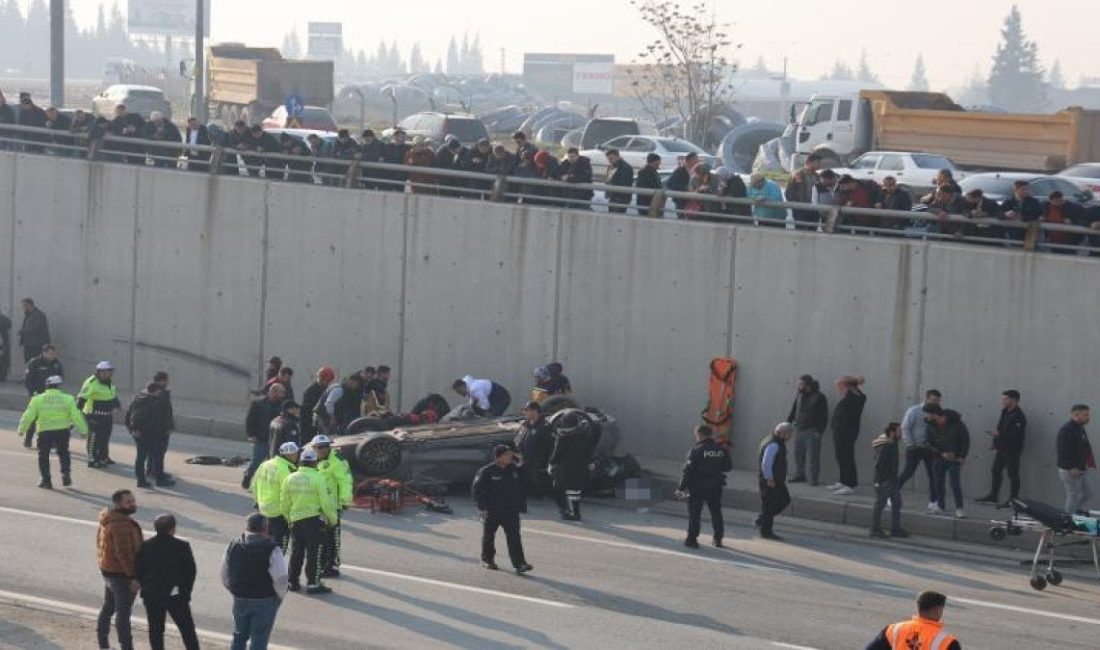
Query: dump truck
xmin=794 ymin=89 xmax=1100 ymax=172
xmin=206 ymin=44 xmax=335 ymax=126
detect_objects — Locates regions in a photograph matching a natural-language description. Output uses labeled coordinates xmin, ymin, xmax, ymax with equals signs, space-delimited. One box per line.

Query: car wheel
xmin=355 ymin=434 xmax=403 ymax=476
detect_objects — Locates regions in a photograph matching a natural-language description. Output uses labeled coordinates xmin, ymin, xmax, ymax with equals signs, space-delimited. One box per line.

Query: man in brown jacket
xmin=97 ymin=489 xmax=143 ymax=650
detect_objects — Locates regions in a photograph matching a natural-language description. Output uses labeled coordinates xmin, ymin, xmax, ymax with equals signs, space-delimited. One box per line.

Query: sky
xmin=56 ymin=0 xmax=1100 ymax=89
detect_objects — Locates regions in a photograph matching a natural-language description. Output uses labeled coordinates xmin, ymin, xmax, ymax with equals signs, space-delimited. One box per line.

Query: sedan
xmin=1057 ymin=162 xmax=1100 ymax=196
xmin=92 ymin=84 xmax=172 ymax=120
xmin=958 ymin=172 xmax=1096 ymax=206
xmin=582 ymin=135 xmax=720 ymax=177
xmin=832 ymin=151 xmax=962 ymax=195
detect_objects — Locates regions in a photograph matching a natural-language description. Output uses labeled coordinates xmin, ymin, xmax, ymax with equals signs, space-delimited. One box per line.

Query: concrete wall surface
xmin=2 ymin=150 xmax=1097 ymax=506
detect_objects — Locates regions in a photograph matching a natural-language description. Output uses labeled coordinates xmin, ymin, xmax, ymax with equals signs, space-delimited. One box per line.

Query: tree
xmin=957 ymin=64 xmax=988 ymax=107
xmin=433 ymin=58 xmax=443 ymax=75
xmin=388 ymin=42 xmax=404 ymax=74
xmin=409 ymin=42 xmax=428 ymax=74
xmin=468 ymin=34 xmax=485 ymax=75
xmin=446 ymin=36 xmax=460 ymax=74
xmin=1048 ymin=59 xmax=1065 ymax=90
xmin=987 ymin=5 xmax=1047 ymax=112
xmin=856 ymin=49 xmax=879 ymax=84
xmin=281 ymin=29 xmax=301 ymax=59
xmin=626 ymin=0 xmax=740 ymax=146
xmin=907 ymin=55 xmax=929 ymax=91
xmin=822 ymin=59 xmax=853 ymax=81
xmin=460 ymin=33 xmax=471 ymax=75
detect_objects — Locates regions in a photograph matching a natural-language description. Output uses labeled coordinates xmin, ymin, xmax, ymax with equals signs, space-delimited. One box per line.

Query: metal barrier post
xmin=345 ymin=161 xmax=360 ymax=189
xmin=648 ymin=191 xmax=666 ymax=219
xmin=1023 ymin=223 xmax=1040 ymax=252
xmin=209 ymin=148 xmax=225 ymax=176
xmin=491 ymin=173 xmax=508 ymax=202
xmin=823 ymin=207 xmax=841 ymax=234
xmin=86 ymin=137 xmax=99 ymax=161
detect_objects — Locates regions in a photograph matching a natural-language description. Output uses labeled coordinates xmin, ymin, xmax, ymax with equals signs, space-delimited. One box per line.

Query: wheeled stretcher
xmin=987 ymin=498 xmax=1100 ymax=591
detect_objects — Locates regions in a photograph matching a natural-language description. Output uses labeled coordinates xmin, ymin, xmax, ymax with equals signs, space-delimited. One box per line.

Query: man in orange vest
xmin=865 ymin=590 xmax=960 ymax=650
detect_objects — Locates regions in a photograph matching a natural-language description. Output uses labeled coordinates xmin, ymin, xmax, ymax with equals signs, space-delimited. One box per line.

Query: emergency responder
xmin=16 ymin=375 xmax=88 ymax=488
xmin=281 ymin=448 xmax=337 ymax=595
xmin=78 ymin=361 xmax=122 ymax=468
xmin=268 ymin=400 xmax=301 ymax=458
xmin=472 ymin=445 xmax=533 ymax=574
xmin=22 ymin=343 xmax=63 ymax=448
xmin=453 ymin=375 xmax=512 ymax=417
xmin=251 ymin=442 xmax=300 ymax=553
xmin=548 ymin=409 xmax=601 ymax=521
xmin=677 ymin=425 xmax=733 ymax=548
xmin=312 ymin=435 xmax=353 ymax=578
xmin=864 ymin=590 xmax=960 ymax=650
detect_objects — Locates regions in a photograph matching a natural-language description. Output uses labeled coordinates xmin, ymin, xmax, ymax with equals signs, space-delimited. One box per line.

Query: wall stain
xmin=110 ymin=338 xmax=251 ymax=378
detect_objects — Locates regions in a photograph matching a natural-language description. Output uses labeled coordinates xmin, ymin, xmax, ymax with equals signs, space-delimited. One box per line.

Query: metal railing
xmin=2 ymin=123 xmax=1098 ymax=255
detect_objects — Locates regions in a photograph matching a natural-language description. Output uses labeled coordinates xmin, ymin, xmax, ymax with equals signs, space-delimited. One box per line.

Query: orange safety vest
xmin=885 ymin=616 xmax=957 ymax=650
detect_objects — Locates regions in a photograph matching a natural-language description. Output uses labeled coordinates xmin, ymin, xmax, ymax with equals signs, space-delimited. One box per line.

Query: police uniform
xmin=77 ymin=367 xmax=121 ymax=466
xmin=867 ymin=616 xmax=960 ymax=650
xmin=679 ymin=437 xmax=733 ymax=544
xmin=251 ymin=452 xmax=297 ymax=552
xmin=17 ymin=383 xmax=88 ymax=487
xmin=281 ymin=458 xmax=338 ymax=591
xmin=317 ymin=446 xmax=353 ymax=575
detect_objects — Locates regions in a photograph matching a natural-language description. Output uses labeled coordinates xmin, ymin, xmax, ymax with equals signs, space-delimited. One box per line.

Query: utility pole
xmin=50 ymin=0 xmax=64 ymax=108
xmin=193 ymin=0 xmax=207 ymax=121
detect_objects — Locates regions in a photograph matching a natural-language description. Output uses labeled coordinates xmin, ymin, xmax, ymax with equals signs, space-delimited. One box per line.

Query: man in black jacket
xmin=977 ymin=390 xmax=1027 ymax=507
xmin=869 ymin=422 xmax=908 ymax=539
xmin=1057 ymin=404 xmax=1094 ymax=514
xmin=18 ymin=298 xmax=50 ymax=363
xmin=678 ymin=425 xmax=732 ymax=548
xmin=221 ymin=514 xmax=289 ymax=649
xmin=829 ymin=375 xmax=867 ymax=494
xmin=242 ymin=383 xmax=287 ymax=490
xmin=666 ymin=153 xmax=696 ymax=212
xmin=472 ymin=445 xmax=532 ymax=573
xmin=136 ymin=514 xmax=199 ymax=650
xmin=604 ymin=149 xmax=634 ymax=214
xmin=513 ymin=401 xmax=554 ymax=497
xmin=105 ymin=104 xmax=146 ymax=164
xmin=147 ymin=371 xmax=177 ymax=485
xmin=22 ymin=344 xmax=63 ymax=447
xmin=634 ymin=153 xmax=663 ymax=213
xmin=548 ymin=409 xmax=601 ymax=521
xmin=928 ymin=406 xmax=970 ymax=518
xmin=381 ymin=129 xmax=410 ymax=191
xmin=787 ymin=374 xmax=829 ymax=485
xmin=126 ymin=383 xmax=175 ymax=488
xmin=759 ymin=422 xmax=793 ymax=540
xmin=300 ymin=366 xmax=334 ymax=443
xmin=268 ymin=400 xmax=301 ymax=457
xmin=358 ymin=130 xmax=385 ymax=188
xmin=142 ymin=112 xmax=182 ymax=168
xmin=183 ymin=117 xmax=211 ymax=172
xmin=558 ymin=148 xmax=594 ymax=208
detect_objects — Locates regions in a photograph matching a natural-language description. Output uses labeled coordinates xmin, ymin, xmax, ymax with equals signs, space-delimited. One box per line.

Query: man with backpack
xmin=126 ymin=382 xmax=176 ymax=488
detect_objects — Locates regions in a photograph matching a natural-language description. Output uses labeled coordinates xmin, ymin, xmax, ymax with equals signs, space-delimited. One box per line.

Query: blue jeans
xmin=242 ymin=440 xmax=269 ymax=488
xmin=1059 ymin=469 xmax=1093 ymax=514
xmin=231 ymin=596 xmax=281 ymax=650
xmin=934 ymin=458 xmax=964 ymax=510
xmin=793 ymin=428 xmax=822 ymax=483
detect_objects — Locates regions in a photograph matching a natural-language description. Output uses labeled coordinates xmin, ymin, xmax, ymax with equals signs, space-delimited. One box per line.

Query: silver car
xmin=92 ymin=85 xmax=172 ymax=121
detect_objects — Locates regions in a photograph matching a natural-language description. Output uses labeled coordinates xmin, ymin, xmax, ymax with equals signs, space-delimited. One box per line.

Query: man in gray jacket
xmin=787 ymin=375 xmax=828 ymax=485
xmin=897 ymin=389 xmax=943 ymax=513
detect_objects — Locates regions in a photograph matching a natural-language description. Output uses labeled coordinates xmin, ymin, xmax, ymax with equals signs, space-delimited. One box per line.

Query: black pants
xmin=37 ymin=429 xmax=71 ymax=482
xmin=990 ymin=449 xmax=1022 ymax=501
xmin=268 ymin=515 xmax=290 ymax=553
xmin=143 ymin=595 xmax=200 ymax=650
xmin=322 ymin=513 xmax=342 ymax=571
xmin=87 ymin=414 xmax=113 ymax=463
xmin=97 ymin=575 xmax=135 ymax=650
xmin=687 ymin=485 xmax=724 ymax=542
xmin=759 ymin=481 xmax=791 ymax=536
xmin=482 ymin=512 xmax=526 ymax=568
xmin=289 ymin=517 xmax=325 ymax=586
xmin=24 ymin=420 xmax=36 ymax=446
xmin=488 ymin=385 xmax=512 ymax=417
xmin=872 ymin=480 xmax=903 ymax=532
xmin=23 ymin=345 xmax=38 ymax=363
xmin=834 ymin=431 xmax=859 ymax=488
xmin=898 ymin=446 xmax=937 ymax=501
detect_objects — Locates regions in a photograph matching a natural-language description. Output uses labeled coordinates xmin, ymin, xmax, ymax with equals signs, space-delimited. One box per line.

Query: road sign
xmin=285 ymin=95 xmax=304 ymax=118
xmin=127 ymin=0 xmax=211 ymax=37
xmin=308 ymin=22 xmax=343 ymax=59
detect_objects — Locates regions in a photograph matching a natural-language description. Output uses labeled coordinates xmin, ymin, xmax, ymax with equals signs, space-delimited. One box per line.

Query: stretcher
xmin=988 ymin=498 xmax=1100 ymax=590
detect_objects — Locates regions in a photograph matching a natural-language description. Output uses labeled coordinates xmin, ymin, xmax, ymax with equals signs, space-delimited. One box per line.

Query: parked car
xmin=92 ymin=84 xmax=172 ymax=120
xmin=381 ymin=112 xmax=489 ymax=146
xmin=832 ymin=151 xmax=962 ymax=195
xmin=261 ymin=105 xmax=338 ymax=132
xmin=1056 ymin=162 xmax=1100 ymax=196
xmin=579 ymin=117 xmax=640 ymax=151
xmin=581 ymin=135 xmax=720 ymax=176
xmin=262 ymin=128 xmax=338 ymax=156
xmin=958 ymin=172 xmax=1096 ymax=206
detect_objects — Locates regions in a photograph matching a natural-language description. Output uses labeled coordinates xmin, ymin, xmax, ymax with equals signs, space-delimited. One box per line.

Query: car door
xmin=592 ymin=136 xmax=633 ymax=175
xmin=850 ymin=153 xmax=882 ymax=180
xmin=878 ymin=154 xmax=907 ymax=186
xmin=621 ymin=137 xmax=656 ymax=170
xmin=798 ymin=97 xmax=836 ymax=154
xmin=830 ymin=99 xmax=856 ymax=158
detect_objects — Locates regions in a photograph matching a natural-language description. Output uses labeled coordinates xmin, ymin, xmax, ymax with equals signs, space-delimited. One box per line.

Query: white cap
xmin=149 ymin=110 xmax=164 ymax=121
xmin=96 ymin=361 xmax=114 ymax=371
xmin=300 ymin=449 xmax=318 ymax=462
xmin=45 ymin=375 xmax=63 ymax=386
xmin=278 ymin=442 xmax=300 ymax=455
xmin=310 ymin=434 xmax=333 ymax=447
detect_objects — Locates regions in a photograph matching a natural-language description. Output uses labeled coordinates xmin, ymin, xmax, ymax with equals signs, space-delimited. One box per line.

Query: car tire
xmin=355 ymin=434 xmax=404 ymax=477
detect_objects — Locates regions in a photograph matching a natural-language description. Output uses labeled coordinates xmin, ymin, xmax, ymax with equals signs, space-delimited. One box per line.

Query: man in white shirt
xmin=221 ymin=513 xmax=289 ymax=650
xmin=453 ymin=375 xmax=512 ymax=417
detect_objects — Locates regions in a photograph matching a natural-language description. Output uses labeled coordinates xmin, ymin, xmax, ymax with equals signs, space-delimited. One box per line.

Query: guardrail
xmin=2 ymin=123 xmax=1098 ymax=255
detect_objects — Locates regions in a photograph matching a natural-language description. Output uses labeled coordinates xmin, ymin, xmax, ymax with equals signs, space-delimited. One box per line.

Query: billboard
xmin=308 ymin=22 xmax=343 ymax=59
xmin=572 ymin=62 xmax=615 ymax=95
xmin=523 ymin=53 xmax=615 ymax=97
xmin=127 ymin=0 xmax=211 ymax=37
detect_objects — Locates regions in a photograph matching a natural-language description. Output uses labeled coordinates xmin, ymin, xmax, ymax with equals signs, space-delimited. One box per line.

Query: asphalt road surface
xmin=0 ymin=409 xmax=1097 ymax=649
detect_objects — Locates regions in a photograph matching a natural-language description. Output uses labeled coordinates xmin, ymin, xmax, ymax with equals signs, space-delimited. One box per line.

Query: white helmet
xmin=278 ymin=442 xmax=300 ymax=455
xmin=96 ymin=361 xmax=115 ymax=371
xmin=311 ymin=434 xmax=333 ymax=447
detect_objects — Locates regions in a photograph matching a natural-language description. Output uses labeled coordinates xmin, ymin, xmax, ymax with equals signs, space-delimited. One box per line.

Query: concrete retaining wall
xmin=2 ymin=150 xmax=1095 ymax=506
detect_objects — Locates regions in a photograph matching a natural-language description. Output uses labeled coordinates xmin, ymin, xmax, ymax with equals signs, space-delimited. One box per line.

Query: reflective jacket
xmin=77 ymin=376 xmax=120 ymax=416
xmin=17 ymin=388 xmax=88 ymax=436
xmin=251 ymin=456 xmax=296 ymax=518
xmin=280 ymin=467 xmax=337 ymax=525
xmin=319 ymin=452 xmax=354 ymax=508
xmin=884 ymin=616 xmax=958 ymax=650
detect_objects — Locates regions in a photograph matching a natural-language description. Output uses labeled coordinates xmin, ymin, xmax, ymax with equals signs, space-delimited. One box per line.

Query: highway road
xmin=0 ymin=408 xmax=1096 ymax=649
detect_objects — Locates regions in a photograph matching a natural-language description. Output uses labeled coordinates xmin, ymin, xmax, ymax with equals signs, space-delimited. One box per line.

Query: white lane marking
xmin=772 ymin=643 xmax=821 ymax=650
xmin=524 ymin=527 xmax=790 ymax=573
xmin=0 ymin=587 xmax=298 ymax=649
xmin=953 ymin=596 xmax=1100 ymax=626
xmin=0 ymin=505 xmax=98 ymax=527
xmin=340 ymin=564 xmax=574 ymax=609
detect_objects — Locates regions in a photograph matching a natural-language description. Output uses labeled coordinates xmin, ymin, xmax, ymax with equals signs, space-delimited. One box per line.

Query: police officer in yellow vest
xmin=78 ymin=361 xmax=122 ymax=468
xmin=280 ymin=447 xmax=337 ymax=595
xmin=865 ymin=590 xmax=960 ymax=650
xmin=311 ymin=434 xmax=353 ymax=578
xmin=251 ymin=441 xmax=300 ymax=552
xmin=17 ymin=375 xmax=88 ymax=488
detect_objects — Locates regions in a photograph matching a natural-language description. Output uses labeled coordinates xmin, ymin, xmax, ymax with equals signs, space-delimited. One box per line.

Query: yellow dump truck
xmin=795 ymin=89 xmax=1100 ymax=172
xmin=207 ymin=44 xmax=335 ymax=126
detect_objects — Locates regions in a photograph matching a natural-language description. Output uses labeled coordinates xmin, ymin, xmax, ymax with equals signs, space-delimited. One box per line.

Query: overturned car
xmin=333 ymin=395 xmax=619 ymax=484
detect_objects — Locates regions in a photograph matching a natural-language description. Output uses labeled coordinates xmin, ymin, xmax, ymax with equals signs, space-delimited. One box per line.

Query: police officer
xmin=472 ymin=445 xmax=533 ymax=574
xmin=251 ymin=442 xmax=300 ymax=552
xmin=78 ymin=361 xmax=122 ymax=468
xmin=677 ymin=425 xmax=733 ymax=548
xmin=16 ymin=375 xmax=88 ymax=488
xmin=281 ymin=448 xmax=337 ymax=595
xmin=311 ymin=435 xmax=353 ymax=578
xmin=547 ymin=409 xmax=601 ymax=521
xmin=22 ymin=343 xmax=64 ymax=448
xmin=864 ymin=590 xmax=961 ymax=650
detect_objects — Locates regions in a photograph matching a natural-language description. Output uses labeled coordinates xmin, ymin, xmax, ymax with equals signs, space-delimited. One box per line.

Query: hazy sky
xmin=58 ymin=0 xmax=1100 ymax=89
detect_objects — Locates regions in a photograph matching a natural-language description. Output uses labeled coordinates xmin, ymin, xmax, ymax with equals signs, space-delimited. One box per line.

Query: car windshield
xmin=300 ymin=108 xmax=333 ymax=123
xmin=1060 ymin=164 xmax=1100 ymax=180
xmin=126 ymin=90 xmax=164 ymax=100
xmin=585 ymin=121 xmax=639 ymax=147
xmin=660 ymin=139 xmax=704 ymax=154
xmin=445 ymin=118 xmax=489 ymax=141
xmin=959 ymin=176 xmax=1019 ymax=197
xmin=911 ymin=154 xmax=956 ymax=170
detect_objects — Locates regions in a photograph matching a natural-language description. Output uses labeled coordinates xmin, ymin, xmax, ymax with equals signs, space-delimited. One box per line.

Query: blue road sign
xmin=285 ymin=94 xmax=304 ymax=118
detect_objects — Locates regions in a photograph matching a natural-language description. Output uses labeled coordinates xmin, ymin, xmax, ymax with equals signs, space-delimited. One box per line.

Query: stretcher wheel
xmin=1030 ymin=575 xmax=1048 ymax=591
xmin=988 ymin=526 xmax=1007 ymax=541
xmin=1046 ymin=570 xmax=1063 ymax=586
